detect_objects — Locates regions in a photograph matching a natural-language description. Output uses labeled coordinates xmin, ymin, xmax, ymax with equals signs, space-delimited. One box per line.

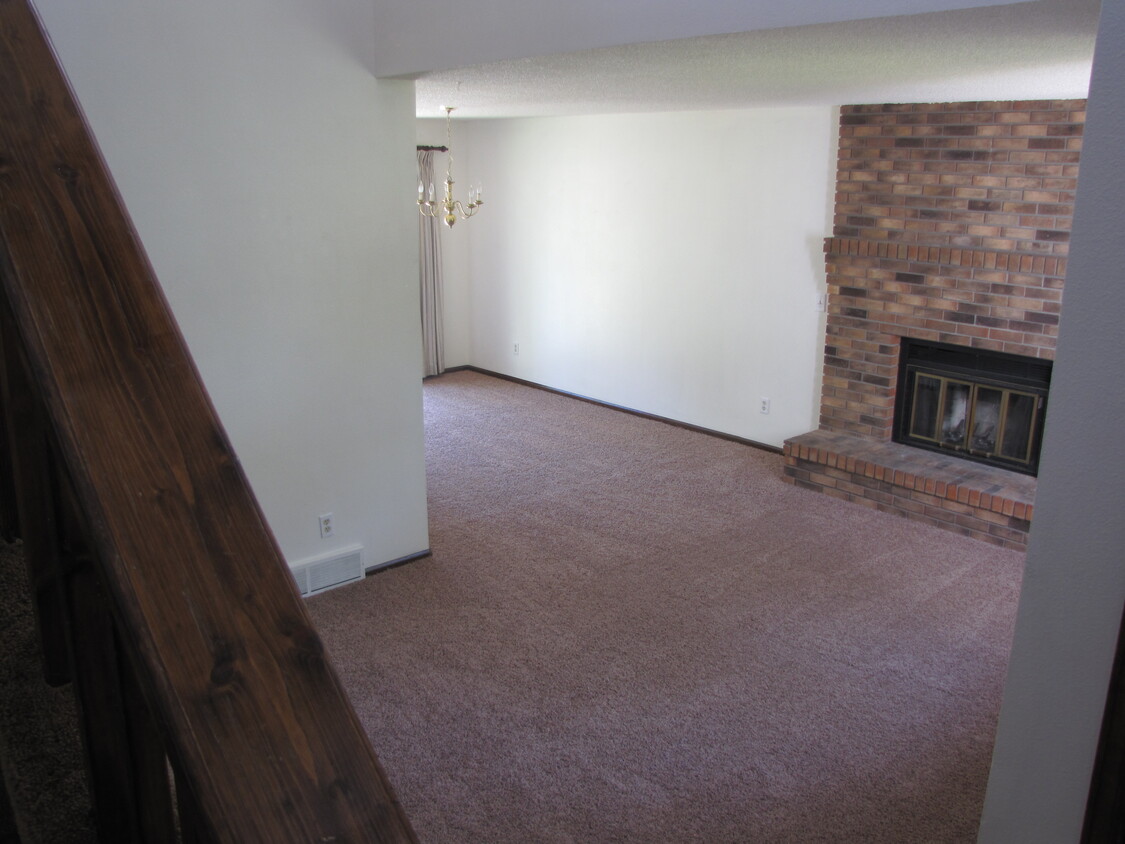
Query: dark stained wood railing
xmin=0 ymin=0 xmax=417 ymax=840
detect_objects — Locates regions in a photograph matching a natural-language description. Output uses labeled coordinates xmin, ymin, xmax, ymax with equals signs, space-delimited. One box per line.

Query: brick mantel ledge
xmin=824 ymin=237 xmax=1069 ymax=281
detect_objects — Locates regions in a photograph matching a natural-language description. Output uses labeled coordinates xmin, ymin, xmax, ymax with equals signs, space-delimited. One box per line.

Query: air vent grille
xmin=291 ymin=545 xmax=363 ymax=597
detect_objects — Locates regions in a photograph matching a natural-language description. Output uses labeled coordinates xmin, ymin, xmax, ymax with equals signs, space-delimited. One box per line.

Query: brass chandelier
xmin=418 ymin=106 xmax=482 ymax=227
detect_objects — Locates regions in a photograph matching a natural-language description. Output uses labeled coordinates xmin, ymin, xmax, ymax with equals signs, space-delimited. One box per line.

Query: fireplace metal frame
xmin=893 ymin=339 xmax=1052 ymax=476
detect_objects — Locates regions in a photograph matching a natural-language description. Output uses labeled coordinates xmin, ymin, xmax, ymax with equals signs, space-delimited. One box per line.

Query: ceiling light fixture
xmin=417 ymin=106 xmax=482 ymax=227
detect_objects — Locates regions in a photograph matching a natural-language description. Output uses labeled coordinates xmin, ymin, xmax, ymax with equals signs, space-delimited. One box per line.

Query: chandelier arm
xmin=448 ymin=201 xmax=481 ymax=219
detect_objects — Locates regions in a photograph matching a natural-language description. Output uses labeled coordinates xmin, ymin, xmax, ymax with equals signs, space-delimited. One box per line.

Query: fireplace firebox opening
xmin=893 ymin=339 xmax=1052 ymax=476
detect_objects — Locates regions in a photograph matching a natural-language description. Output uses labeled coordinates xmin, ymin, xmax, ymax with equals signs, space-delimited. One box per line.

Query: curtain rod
xmin=416 ymin=145 xmax=448 ymax=152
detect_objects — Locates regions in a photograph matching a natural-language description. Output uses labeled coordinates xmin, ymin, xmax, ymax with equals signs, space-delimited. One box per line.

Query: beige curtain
xmin=417 ymin=149 xmax=444 ymax=377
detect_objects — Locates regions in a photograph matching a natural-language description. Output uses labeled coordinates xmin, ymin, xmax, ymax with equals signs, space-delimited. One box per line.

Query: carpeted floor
xmin=307 ymin=370 xmax=1026 ymax=843
xmin=0 ymin=540 xmax=96 ymax=843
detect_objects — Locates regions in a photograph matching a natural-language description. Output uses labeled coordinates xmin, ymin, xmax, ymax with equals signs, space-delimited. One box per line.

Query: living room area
xmin=409 ymin=0 xmax=1120 ymax=839
xmin=7 ymin=0 xmax=1122 ymax=840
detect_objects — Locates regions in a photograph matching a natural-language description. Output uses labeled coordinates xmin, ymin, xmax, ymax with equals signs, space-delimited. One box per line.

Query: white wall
xmin=430 ymin=109 xmax=835 ymax=447
xmin=978 ymin=0 xmax=1125 ymax=840
xmin=34 ymin=0 xmax=430 ymax=571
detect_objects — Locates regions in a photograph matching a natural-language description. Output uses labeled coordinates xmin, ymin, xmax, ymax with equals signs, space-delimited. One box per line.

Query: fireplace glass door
xmin=894 ymin=339 xmax=1051 ymax=476
xmin=908 ymin=373 xmax=1040 ymax=466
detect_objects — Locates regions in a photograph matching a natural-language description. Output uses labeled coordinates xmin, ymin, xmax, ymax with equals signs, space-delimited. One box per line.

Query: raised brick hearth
xmin=783 ymin=100 xmax=1084 ymax=549
xmin=784 ymin=430 xmax=1035 ymax=548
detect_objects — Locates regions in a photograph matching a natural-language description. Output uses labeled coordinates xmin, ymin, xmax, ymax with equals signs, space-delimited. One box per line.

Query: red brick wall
xmin=820 ymin=100 xmax=1084 ymax=441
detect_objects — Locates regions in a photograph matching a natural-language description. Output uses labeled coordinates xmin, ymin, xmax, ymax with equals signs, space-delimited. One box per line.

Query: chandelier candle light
xmin=418 ymin=106 xmax=482 ymax=227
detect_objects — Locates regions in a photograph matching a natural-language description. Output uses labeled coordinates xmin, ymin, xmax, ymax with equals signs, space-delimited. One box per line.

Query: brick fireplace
xmin=783 ymin=100 xmax=1084 ymax=549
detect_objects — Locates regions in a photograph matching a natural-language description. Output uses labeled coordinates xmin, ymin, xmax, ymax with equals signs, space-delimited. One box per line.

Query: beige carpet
xmin=308 ymin=370 xmax=1026 ymax=843
xmin=0 ymin=540 xmax=95 ymax=842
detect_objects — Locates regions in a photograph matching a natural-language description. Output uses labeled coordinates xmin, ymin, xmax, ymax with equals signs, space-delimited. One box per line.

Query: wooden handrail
xmin=0 ymin=0 xmax=417 ymax=840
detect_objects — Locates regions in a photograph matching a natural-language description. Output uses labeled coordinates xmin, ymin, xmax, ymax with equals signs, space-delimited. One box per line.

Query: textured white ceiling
xmin=377 ymin=0 xmax=1022 ymax=77
xmin=413 ymin=0 xmax=1099 ymax=118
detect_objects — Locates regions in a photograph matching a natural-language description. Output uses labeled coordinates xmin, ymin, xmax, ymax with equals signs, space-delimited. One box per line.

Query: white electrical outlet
xmin=513 ymin=342 xmax=520 ymax=356
xmin=760 ymin=397 xmax=771 ymax=415
xmin=318 ymin=512 xmax=334 ymax=539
